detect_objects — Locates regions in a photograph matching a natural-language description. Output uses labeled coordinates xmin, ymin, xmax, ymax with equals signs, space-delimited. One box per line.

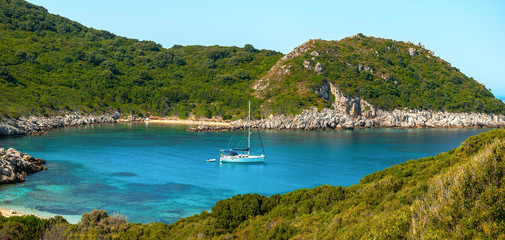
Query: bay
xmin=0 ymin=123 xmax=490 ymax=223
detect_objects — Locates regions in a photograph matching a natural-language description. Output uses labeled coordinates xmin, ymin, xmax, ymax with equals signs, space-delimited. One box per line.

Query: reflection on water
xmin=0 ymin=123 xmax=492 ymax=223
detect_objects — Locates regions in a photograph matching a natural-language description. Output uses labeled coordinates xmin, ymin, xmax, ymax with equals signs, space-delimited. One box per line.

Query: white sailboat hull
xmin=220 ymin=154 xmax=265 ymax=163
xmin=219 ymin=101 xmax=266 ymax=163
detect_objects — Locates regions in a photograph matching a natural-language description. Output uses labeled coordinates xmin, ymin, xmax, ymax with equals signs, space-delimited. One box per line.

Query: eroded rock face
xmin=227 ymin=108 xmax=505 ymax=131
xmin=303 ymin=60 xmax=313 ymax=70
xmin=315 ymin=62 xmax=324 ymax=74
xmin=0 ymin=148 xmax=46 ymax=184
xmin=315 ymin=80 xmax=331 ymax=100
xmin=0 ymin=114 xmax=119 ymax=136
xmin=408 ymin=48 xmax=418 ymax=57
xmin=189 ymin=84 xmax=505 ymax=132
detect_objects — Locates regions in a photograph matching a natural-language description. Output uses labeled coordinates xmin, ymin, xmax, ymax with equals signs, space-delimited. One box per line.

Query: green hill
xmin=1 ymin=0 xmax=505 ymax=120
xmin=0 ymin=0 xmax=283 ymax=119
xmin=2 ymin=129 xmax=504 ymax=239
xmin=254 ymin=36 xmax=505 ymax=115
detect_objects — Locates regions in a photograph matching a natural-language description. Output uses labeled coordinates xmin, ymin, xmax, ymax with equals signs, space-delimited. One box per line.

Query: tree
xmin=244 ymin=44 xmax=256 ymax=52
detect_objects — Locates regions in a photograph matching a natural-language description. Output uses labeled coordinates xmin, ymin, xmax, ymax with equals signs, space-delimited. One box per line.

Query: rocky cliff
xmin=190 ymin=108 xmax=505 ymax=132
xmin=0 ymin=148 xmax=46 ymax=184
xmin=0 ymin=113 xmax=119 ymax=136
xmin=245 ymin=107 xmax=505 ymax=130
xmin=189 ymin=84 xmax=505 ymax=132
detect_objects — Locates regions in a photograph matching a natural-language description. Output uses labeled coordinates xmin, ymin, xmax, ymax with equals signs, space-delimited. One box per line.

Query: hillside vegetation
xmin=1 ymin=129 xmax=505 ymax=239
xmin=0 ymin=0 xmax=282 ymax=119
xmin=255 ymin=36 xmax=505 ymax=115
xmin=1 ymin=0 xmax=505 ymax=120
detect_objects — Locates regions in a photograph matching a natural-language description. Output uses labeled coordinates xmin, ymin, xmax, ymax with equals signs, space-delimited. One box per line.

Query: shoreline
xmin=0 ymin=114 xmax=119 ymax=136
xmin=0 ymin=206 xmax=80 ymax=223
xmin=188 ymin=108 xmax=505 ymax=132
xmin=1 ymin=109 xmax=505 ymax=136
xmin=144 ymin=118 xmax=231 ymax=126
xmin=0 ymin=207 xmax=48 ymax=219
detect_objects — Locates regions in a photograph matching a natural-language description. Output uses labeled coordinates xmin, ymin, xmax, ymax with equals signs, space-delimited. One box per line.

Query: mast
xmin=248 ymin=100 xmax=251 ymax=156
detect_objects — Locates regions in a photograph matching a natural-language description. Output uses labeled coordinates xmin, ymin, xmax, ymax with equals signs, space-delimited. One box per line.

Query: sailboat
xmin=220 ymin=101 xmax=266 ymax=163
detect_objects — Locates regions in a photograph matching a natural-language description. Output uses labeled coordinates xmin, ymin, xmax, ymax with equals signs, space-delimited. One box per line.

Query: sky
xmin=28 ymin=0 xmax=505 ymax=98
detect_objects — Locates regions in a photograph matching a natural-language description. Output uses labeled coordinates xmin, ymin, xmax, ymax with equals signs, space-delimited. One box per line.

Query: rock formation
xmin=303 ymin=60 xmax=313 ymax=70
xmin=0 ymin=148 xmax=46 ymax=184
xmin=0 ymin=113 xmax=119 ymax=136
xmin=315 ymin=62 xmax=324 ymax=74
xmin=408 ymin=47 xmax=418 ymax=57
xmin=189 ymin=83 xmax=505 ymax=132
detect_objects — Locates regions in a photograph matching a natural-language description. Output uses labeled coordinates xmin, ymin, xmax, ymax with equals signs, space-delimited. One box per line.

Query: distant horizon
xmin=25 ymin=0 xmax=505 ymax=97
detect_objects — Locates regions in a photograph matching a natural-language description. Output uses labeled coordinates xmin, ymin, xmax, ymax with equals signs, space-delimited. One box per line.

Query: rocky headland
xmin=188 ymin=108 xmax=505 ymax=132
xmin=0 ymin=113 xmax=119 ymax=136
xmin=189 ymin=84 xmax=505 ymax=132
xmin=0 ymin=148 xmax=46 ymax=184
xmin=187 ymin=37 xmax=501 ymax=132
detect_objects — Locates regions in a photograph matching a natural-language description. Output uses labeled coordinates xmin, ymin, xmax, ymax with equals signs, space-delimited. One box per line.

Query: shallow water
xmin=0 ymin=123 xmax=490 ymax=223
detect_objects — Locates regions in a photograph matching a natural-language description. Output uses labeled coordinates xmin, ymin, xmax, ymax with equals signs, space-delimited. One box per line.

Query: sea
xmin=0 ymin=123 xmax=491 ymax=223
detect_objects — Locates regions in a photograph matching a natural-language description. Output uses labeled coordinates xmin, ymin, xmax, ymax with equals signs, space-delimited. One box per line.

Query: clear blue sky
xmin=28 ymin=0 xmax=505 ymax=98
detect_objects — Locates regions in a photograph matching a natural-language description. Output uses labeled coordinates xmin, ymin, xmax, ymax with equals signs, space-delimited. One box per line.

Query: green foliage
xmin=0 ymin=0 xmax=283 ymax=119
xmin=211 ymin=193 xmax=276 ymax=232
xmin=411 ymin=137 xmax=505 ymax=239
xmin=0 ymin=214 xmax=65 ymax=240
xmin=67 ymin=209 xmax=129 ymax=239
xmin=259 ymin=36 xmax=505 ymax=115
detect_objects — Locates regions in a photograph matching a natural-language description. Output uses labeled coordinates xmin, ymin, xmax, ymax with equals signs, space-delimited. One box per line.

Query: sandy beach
xmin=121 ymin=117 xmax=231 ymax=126
xmin=0 ymin=207 xmax=44 ymax=218
xmin=0 ymin=206 xmax=81 ymax=223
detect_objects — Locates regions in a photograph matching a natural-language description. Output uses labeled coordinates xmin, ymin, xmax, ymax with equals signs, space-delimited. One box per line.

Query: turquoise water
xmin=0 ymin=123 xmax=491 ymax=223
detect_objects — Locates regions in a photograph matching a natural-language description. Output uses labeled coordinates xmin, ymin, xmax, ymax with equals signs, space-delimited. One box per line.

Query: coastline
xmin=0 ymin=114 xmax=119 ymax=136
xmin=0 ymin=148 xmax=46 ymax=184
xmin=144 ymin=118 xmax=231 ymax=126
xmin=0 ymin=114 xmax=234 ymax=137
xmin=0 ymin=206 xmax=80 ymax=223
xmin=188 ymin=107 xmax=505 ymax=132
xmin=0 ymin=207 xmax=45 ymax=218
xmin=1 ymin=107 xmax=504 ymax=136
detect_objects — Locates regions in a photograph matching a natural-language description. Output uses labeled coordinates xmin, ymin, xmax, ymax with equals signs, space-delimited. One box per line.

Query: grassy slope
xmin=258 ymin=35 xmax=505 ymax=115
xmin=1 ymin=129 xmax=504 ymax=239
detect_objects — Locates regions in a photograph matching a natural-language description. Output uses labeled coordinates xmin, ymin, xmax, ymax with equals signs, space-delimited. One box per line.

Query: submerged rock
xmin=0 ymin=148 xmax=46 ymax=184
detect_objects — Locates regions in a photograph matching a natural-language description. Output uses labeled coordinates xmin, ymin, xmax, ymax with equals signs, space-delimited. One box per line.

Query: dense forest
xmin=0 ymin=0 xmax=283 ymax=120
xmin=1 ymin=0 xmax=504 ymax=120
xmin=1 ymin=129 xmax=504 ymax=239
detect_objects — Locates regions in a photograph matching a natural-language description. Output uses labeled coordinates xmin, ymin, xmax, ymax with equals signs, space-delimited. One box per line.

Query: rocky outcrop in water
xmin=0 ymin=148 xmax=46 ymax=184
xmin=0 ymin=113 xmax=119 ymax=136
